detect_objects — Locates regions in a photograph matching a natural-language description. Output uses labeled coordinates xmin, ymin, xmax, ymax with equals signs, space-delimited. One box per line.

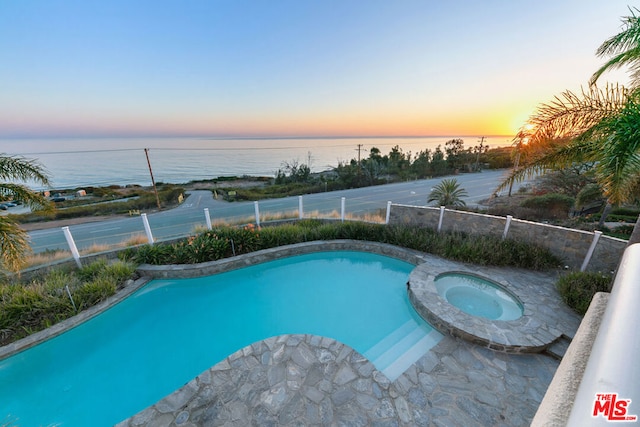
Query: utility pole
xmin=356 ymin=144 xmax=364 ymax=165
xmin=475 ymin=136 xmax=485 ymax=171
xmin=144 ymin=148 xmax=162 ymax=210
xmin=355 ymin=144 xmax=366 ymax=177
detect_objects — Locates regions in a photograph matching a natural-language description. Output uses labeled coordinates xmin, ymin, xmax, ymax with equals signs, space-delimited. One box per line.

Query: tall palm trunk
xmin=598 ymin=203 xmax=613 ymax=228
xmin=628 ymin=215 xmax=640 ymax=246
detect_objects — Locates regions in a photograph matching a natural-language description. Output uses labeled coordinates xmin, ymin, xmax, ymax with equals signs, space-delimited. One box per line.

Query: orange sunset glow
xmin=0 ymin=1 xmax=633 ymax=139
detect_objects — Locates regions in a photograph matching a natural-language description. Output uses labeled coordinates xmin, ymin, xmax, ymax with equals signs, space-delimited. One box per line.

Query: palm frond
xmin=0 ymin=154 xmax=50 ymax=185
xmin=0 ymin=183 xmax=53 ymax=212
xmin=589 ymin=98 xmax=640 ymax=204
xmin=591 ymin=48 xmax=640 ymax=86
xmin=0 ymin=217 xmax=31 ymax=273
xmin=595 ymin=7 xmax=640 ymax=57
xmin=591 ymin=7 xmax=640 ymax=86
xmin=494 ymin=139 xmax=599 ymax=194
xmin=520 ymin=85 xmax=628 ymax=148
xmin=0 ymin=154 xmax=51 ymax=273
xmin=629 ymin=63 xmax=640 ymax=88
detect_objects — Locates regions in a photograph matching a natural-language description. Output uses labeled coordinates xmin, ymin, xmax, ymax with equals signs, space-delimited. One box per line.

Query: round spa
xmin=434 ymin=272 xmax=523 ymax=321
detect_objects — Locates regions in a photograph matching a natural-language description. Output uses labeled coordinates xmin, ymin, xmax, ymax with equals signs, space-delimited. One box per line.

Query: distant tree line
xmin=275 ymin=138 xmax=513 ymax=189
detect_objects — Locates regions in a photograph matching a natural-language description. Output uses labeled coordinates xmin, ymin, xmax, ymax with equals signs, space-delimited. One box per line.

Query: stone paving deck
xmin=117 ymin=241 xmax=583 ymax=426
xmin=118 ymin=334 xmax=564 ymax=427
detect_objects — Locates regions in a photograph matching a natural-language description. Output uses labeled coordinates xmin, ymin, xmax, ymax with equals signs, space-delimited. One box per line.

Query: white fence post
xmin=141 ymin=213 xmax=154 ymax=244
xmin=254 ymin=201 xmax=261 ymax=227
xmin=204 ymin=208 xmax=212 ymax=230
xmin=502 ymin=215 xmax=513 ymax=240
xmin=298 ymin=195 xmax=304 ymax=219
xmin=61 ymin=226 xmax=82 ymax=268
xmin=581 ymin=230 xmax=602 ymax=272
xmin=437 ymin=206 xmax=445 ymax=232
xmin=341 ymin=197 xmax=346 ymax=222
xmin=386 ymin=201 xmax=392 ymax=224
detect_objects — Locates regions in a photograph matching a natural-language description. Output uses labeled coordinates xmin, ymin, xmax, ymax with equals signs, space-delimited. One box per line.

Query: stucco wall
xmin=388 ymin=204 xmax=626 ymax=272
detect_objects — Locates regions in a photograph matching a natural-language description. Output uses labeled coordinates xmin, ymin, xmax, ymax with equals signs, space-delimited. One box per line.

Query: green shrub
xmin=127 ymin=244 xmax=175 ymax=265
xmin=601 ymin=224 xmax=634 ymax=239
xmin=227 ymin=224 xmax=261 ymax=253
xmin=128 ymin=222 xmax=561 ymax=270
xmin=258 ymin=223 xmax=309 ymax=247
xmin=174 ymin=233 xmax=231 ymax=264
xmin=556 ymin=271 xmax=612 ymax=315
xmin=74 ymin=277 xmax=117 ymax=311
xmin=101 ymin=259 xmax=136 ymax=281
xmin=521 ymin=193 xmax=575 ymax=210
xmin=77 ymin=258 xmax=109 ymax=281
xmin=481 ymin=147 xmax=513 ymax=169
xmin=333 ymin=221 xmax=386 ymax=241
xmin=610 ymin=206 xmax=640 ymax=217
xmin=575 ymin=183 xmax=604 ymax=208
xmin=0 ymin=260 xmax=135 ymax=346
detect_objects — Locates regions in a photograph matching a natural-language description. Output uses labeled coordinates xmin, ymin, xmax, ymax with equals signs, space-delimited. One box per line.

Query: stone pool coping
xmin=408 ymin=259 xmax=575 ymax=353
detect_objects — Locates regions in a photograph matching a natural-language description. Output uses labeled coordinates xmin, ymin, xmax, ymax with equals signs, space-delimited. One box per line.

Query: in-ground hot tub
xmin=408 ymin=260 xmax=576 ymax=353
xmin=435 ymin=272 xmax=523 ymax=321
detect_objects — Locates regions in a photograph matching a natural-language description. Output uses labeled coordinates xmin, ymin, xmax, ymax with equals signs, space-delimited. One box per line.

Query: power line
xmin=15 ymin=144 xmax=356 ymax=156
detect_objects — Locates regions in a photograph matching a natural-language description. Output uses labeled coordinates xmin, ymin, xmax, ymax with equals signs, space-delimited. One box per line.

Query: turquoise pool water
xmin=435 ymin=272 xmax=523 ymax=321
xmin=0 ymin=251 xmax=441 ymax=426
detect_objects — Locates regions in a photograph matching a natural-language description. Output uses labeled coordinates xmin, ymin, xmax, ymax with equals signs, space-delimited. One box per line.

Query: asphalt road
xmin=28 ymin=169 xmax=520 ymax=254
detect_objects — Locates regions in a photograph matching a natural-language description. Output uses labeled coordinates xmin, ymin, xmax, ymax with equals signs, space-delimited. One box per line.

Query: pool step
xmin=364 ymin=319 xmax=442 ymax=381
xmin=364 ymin=320 xmax=417 ymax=361
xmin=378 ymin=330 xmax=443 ymax=380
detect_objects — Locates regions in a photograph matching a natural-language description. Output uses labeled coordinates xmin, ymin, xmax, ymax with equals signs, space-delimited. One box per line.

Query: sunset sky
xmin=0 ymin=0 xmax=634 ymax=139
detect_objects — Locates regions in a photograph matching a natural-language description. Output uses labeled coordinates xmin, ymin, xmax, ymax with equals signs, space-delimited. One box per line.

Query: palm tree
xmin=428 ymin=178 xmax=468 ymax=208
xmin=590 ymin=7 xmax=640 ymax=87
xmin=0 ymin=154 xmax=51 ymax=273
xmin=497 ymin=84 xmax=633 ymax=193
xmin=496 ymin=86 xmax=640 ymax=240
xmin=498 ymin=8 xmax=640 ymax=245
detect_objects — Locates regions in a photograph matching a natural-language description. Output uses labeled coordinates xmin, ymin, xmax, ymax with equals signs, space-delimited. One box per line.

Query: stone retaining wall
xmin=389 ymin=204 xmax=626 ymax=272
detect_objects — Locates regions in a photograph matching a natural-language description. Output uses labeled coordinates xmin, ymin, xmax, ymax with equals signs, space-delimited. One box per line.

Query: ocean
xmin=2 ymin=136 xmax=514 ymax=190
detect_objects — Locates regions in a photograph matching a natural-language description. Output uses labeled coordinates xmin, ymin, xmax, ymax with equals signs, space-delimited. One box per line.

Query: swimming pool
xmin=0 ymin=251 xmax=442 ymax=427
